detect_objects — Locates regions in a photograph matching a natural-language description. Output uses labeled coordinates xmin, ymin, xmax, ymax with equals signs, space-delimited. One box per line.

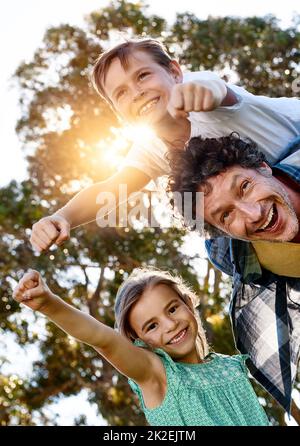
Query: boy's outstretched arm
xmin=13 ymin=271 xmax=163 ymax=386
xmin=30 ymin=166 xmax=150 ymax=253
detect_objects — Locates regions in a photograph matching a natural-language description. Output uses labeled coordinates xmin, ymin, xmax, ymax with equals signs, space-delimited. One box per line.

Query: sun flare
xmin=101 ymin=124 xmax=155 ymax=167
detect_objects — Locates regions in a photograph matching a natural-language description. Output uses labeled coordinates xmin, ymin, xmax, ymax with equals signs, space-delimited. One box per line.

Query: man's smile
xmin=255 ymin=203 xmax=279 ymax=233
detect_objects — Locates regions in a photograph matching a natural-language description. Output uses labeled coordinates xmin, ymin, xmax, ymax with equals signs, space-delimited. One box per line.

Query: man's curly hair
xmin=167 ymin=133 xmax=266 ymax=237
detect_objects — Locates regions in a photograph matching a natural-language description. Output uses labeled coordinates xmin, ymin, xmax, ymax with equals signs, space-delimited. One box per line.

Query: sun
xmin=122 ymin=124 xmax=155 ymax=142
xmin=101 ymin=124 xmax=155 ymax=168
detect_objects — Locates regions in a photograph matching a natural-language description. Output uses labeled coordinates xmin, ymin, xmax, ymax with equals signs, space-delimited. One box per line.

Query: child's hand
xmin=167 ymin=79 xmax=227 ymax=119
xmin=30 ymin=214 xmax=70 ymax=253
xmin=13 ymin=270 xmax=54 ymax=312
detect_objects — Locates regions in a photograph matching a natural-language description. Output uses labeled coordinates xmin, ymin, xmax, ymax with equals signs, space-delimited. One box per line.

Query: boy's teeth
xmin=139 ymin=98 xmax=158 ymax=115
xmin=258 ymin=206 xmax=274 ymax=230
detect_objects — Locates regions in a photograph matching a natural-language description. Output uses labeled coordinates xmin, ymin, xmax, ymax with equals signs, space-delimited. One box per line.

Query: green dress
xmin=128 ymin=343 xmax=269 ymax=426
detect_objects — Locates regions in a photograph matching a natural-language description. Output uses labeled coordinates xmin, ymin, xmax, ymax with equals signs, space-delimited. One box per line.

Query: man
xmin=30 ymin=38 xmax=300 ymax=252
xmin=168 ymin=134 xmax=300 ymax=412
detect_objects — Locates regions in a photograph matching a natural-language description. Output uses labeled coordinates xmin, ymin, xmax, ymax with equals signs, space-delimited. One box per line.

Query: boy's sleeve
xmin=187 ymin=72 xmax=300 ymax=164
xmin=183 ymin=71 xmax=244 ymax=113
xmin=120 ymin=138 xmax=171 ymax=180
xmin=183 ymin=70 xmax=224 ymax=83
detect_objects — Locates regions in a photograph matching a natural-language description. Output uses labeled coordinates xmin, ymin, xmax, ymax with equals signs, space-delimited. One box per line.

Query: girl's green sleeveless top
xmin=128 ymin=343 xmax=269 ymax=426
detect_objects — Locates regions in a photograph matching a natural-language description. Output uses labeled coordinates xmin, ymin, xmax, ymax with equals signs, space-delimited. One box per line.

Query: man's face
xmin=103 ymin=50 xmax=182 ymax=126
xmin=199 ymin=164 xmax=299 ymax=242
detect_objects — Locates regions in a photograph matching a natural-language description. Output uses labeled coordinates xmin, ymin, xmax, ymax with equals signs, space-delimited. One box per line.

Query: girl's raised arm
xmin=13 ymin=270 xmax=163 ymax=386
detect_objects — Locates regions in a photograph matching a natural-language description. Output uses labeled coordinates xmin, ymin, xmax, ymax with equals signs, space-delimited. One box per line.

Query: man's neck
xmin=274 ymin=169 xmax=300 ymax=242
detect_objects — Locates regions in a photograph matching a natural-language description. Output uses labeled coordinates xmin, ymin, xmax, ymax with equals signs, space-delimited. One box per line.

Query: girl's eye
xmin=169 ymin=305 xmax=178 ymax=314
xmin=147 ymin=323 xmax=157 ymax=332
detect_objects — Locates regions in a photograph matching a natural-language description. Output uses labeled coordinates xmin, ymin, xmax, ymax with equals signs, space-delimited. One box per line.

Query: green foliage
xmin=1 ymin=0 xmax=299 ymax=426
xmin=168 ymin=13 xmax=300 ymax=96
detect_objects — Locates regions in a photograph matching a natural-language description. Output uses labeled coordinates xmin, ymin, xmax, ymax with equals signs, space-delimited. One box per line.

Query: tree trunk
xmin=291 ymin=398 xmax=300 ymax=425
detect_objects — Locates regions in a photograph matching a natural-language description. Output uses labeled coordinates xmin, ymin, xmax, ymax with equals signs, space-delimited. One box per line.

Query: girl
xmin=13 ymin=267 xmax=269 ymax=426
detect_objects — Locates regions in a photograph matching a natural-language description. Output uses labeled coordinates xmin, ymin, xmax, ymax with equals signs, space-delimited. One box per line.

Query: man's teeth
xmin=139 ymin=98 xmax=158 ymax=115
xmin=258 ymin=206 xmax=274 ymax=230
xmin=169 ymin=329 xmax=186 ymax=344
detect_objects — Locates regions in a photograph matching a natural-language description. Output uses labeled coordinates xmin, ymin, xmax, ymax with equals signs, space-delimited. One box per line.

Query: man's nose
xmin=238 ymin=202 xmax=262 ymax=221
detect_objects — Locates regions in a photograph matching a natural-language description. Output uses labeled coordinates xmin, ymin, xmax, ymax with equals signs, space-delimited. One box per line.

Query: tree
xmin=168 ymin=13 xmax=300 ymax=96
xmin=1 ymin=0 xmax=299 ymax=425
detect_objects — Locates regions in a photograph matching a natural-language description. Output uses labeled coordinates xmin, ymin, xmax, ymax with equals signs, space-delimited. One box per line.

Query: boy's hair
xmin=167 ymin=133 xmax=266 ymax=237
xmin=114 ymin=267 xmax=209 ymax=360
xmin=91 ymin=38 xmax=173 ymax=106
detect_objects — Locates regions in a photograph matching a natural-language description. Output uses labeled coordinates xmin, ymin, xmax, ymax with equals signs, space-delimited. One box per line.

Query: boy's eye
xmin=138 ymin=71 xmax=149 ymax=81
xmin=116 ymin=89 xmax=126 ymax=100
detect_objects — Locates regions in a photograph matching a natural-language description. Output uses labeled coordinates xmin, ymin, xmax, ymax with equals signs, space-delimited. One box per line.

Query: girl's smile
xmin=167 ymin=327 xmax=190 ymax=346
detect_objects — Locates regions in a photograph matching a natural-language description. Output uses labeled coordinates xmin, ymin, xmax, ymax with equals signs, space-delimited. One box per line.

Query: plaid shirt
xmin=205 ymin=136 xmax=300 ymax=413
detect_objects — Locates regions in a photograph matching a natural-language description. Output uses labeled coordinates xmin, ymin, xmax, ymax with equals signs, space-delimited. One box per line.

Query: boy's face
xmin=199 ymin=163 xmax=299 ymax=242
xmin=128 ymin=284 xmax=199 ymax=364
xmin=103 ymin=50 xmax=182 ymax=126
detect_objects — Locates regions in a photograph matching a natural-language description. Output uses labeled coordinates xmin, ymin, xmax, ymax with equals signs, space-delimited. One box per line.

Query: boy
xmin=30 ymin=38 xmax=300 ymax=252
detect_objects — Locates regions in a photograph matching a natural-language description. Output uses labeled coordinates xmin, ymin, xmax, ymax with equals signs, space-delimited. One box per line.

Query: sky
xmin=1 ymin=0 xmax=299 ymax=426
xmin=0 ymin=0 xmax=299 ymax=187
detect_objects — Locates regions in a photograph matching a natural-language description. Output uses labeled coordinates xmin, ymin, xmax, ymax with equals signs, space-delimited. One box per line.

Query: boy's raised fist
xmin=30 ymin=214 xmax=70 ymax=253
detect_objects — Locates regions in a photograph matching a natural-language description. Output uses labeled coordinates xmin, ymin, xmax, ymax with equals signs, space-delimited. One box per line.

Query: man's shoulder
xmin=274 ymin=135 xmax=300 ymax=181
xmin=205 ymin=238 xmax=234 ymax=276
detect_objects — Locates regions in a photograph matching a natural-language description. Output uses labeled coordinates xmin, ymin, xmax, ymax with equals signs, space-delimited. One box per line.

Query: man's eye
xmin=241 ymin=181 xmax=250 ymax=193
xmin=221 ymin=211 xmax=230 ymax=223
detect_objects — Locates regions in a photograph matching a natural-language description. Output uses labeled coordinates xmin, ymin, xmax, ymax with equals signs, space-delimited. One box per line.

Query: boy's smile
xmin=128 ymin=283 xmax=200 ymax=364
xmin=103 ymin=50 xmax=182 ymax=126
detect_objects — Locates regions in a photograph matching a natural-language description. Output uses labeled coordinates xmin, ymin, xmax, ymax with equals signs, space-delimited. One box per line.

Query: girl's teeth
xmin=170 ymin=329 xmax=186 ymax=344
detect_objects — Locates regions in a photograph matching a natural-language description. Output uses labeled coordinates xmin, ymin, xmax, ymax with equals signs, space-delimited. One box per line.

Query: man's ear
xmin=169 ymin=60 xmax=183 ymax=83
xmin=259 ymin=161 xmax=272 ymax=175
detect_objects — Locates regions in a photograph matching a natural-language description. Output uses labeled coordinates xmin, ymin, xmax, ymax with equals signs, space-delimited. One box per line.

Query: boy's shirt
xmin=121 ymin=71 xmax=300 ymax=179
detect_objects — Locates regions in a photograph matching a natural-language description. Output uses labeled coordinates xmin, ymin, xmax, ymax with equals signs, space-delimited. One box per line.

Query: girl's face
xmin=128 ymin=284 xmax=200 ymax=364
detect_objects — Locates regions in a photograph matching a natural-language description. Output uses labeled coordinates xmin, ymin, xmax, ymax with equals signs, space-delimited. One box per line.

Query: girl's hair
xmin=114 ymin=267 xmax=209 ymax=360
xmin=90 ymin=37 xmax=173 ymax=106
